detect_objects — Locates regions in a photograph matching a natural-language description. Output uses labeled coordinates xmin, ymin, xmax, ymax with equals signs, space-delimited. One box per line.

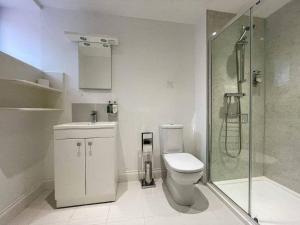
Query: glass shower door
xmin=209 ymin=10 xmax=251 ymax=213
xmin=209 ymin=2 xmax=300 ymax=224
xmin=250 ymin=1 xmax=300 ymax=224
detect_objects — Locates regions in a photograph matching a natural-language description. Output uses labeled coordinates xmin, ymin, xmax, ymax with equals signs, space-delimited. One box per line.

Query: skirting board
xmin=44 ymin=169 xmax=164 ymax=187
xmin=0 ymin=183 xmax=44 ymax=225
xmin=118 ymin=169 xmax=163 ymax=182
xmin=43 ymin=179 xmax=55 ymax=190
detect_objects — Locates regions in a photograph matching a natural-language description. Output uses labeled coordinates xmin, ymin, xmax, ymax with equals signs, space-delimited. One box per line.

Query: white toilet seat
xmin=163 ymin=153 xmax=204 ymax=173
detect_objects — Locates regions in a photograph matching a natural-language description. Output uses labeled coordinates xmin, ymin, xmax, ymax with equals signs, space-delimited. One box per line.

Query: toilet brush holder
xmin=141 ymin=156 xmax=155 ymax=188
xmin=141 ymin=132 xmax=155 ymax=188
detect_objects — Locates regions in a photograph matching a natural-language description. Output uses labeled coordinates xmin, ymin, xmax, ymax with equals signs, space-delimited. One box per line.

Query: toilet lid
xmin=163 ymin=153 xmax=204 ymax=173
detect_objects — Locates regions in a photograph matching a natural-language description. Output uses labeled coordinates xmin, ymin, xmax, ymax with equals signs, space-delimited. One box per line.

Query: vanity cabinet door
xmin=85 ymin=137 xmax=116 ymax=200
xmin=54 ymin=139 xmax=86 ymax=201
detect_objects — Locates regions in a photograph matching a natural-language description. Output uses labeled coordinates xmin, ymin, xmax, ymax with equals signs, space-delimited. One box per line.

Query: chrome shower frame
xmin=207 ymin=0 xmax=262 ymax=224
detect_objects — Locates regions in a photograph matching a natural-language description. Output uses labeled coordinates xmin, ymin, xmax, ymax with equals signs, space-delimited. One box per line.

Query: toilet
xmin=159 ymin=124 xmax=204 ymax=206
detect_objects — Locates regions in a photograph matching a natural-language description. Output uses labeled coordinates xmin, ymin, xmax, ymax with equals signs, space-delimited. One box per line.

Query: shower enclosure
xmin=208 ymin=1 xmax=300 ymax=224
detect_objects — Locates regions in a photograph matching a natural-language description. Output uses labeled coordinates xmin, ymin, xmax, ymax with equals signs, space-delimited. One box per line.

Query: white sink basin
xmin=54 ymin=121 xmax=117 ymax=130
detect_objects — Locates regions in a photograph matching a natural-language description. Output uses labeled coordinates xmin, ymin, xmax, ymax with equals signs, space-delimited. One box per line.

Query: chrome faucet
xmin=90 ymin=110 xmax=98 ymax=123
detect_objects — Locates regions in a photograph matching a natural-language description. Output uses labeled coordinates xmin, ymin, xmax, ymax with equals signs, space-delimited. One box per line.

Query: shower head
xmin=238 ymin=26 xmax=250 ymax=42
xmin=243 ymin=26 xmax=250 ymax=31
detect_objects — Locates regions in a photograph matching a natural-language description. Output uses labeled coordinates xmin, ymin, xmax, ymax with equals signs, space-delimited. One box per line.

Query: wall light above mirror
xmin=65 ymin=31 xmax=119 ymax=90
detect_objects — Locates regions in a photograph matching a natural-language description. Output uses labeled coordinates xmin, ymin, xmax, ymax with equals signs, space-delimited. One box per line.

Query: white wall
xmin=0 ymin=7 xmax=42 ymax=69
xmin=0 ymin=5 xmax=200 ymax=219
xmin=0 ymin=8 xmax=47 ymax=216
xmin=40 ymin=8 xmax=196 ymax=181
xmin=194 ymin=9 xmax=208 ymax=180
xmin=0 ymin=112 xmax=47 ymax=213
xmin=0 ymin=6 xmax=197 ymax=216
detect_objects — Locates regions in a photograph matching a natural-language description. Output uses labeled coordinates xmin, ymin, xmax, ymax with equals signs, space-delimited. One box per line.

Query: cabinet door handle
xmin=76 ymin=142 xmax=81 ymax=155
xmin=88 ymin=141 xmax=92 ymax=156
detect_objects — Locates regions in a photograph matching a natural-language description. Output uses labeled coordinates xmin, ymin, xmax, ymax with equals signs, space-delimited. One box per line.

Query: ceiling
xmin=0 ymin=0 xmax=292 ymax=24
xmin=0 ymin=0 xmax=39 ymax=10
xmin=38 ymin=0 xmax=248 ymax=24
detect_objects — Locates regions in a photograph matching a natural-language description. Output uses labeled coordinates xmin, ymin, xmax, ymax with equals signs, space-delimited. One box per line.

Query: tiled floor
xmin=8 ymin=180 xmax=245 ymax=225
xmin=215 ymin=176 xmax=300 ymax=225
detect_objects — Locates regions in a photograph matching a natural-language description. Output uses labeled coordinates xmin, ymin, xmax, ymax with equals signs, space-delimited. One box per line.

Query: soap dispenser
xmin=107 ymin=101 xmax=113 ymax=114
xmin=107 ymin=100 xmax=118 ymax=114
xmin=112 ymin=101 xmax=118 ymax=114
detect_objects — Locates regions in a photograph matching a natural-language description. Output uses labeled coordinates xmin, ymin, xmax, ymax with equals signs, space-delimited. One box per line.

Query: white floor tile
xmin=7 ymin=208 xmax=40 ymax=225
xmin=8 ymin=180 xmax=244 ymax=225
xmin=107 ymin=182 xmax=145 ymax=222
xmin=68 ymin=217 xmax=106 ymax=225
xmin=211 ymin=207 xmax=245 ymax=225
xmin=145 ymin=215 xmax=185 ymax=225
xmin=107 ymin=218 xmax=145 ymax=225
xmin=107 ymin=203 xmax=144 ymax=222
xmin=142 ymin=194 xmax=180 ymax=218
xmin=181 ymin=212 xmax=221 ymax=225
xmin=70 ymin=204 xmax=109 ymax=221
xmin=29 ymin=207 xmax=74 ymax=225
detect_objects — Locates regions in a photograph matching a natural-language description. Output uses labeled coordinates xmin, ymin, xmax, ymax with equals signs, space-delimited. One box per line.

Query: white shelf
xmin=0 ymin=107 xmax=63 ymax=111
xmin=0 ymin=78 xmax=62 ymax=93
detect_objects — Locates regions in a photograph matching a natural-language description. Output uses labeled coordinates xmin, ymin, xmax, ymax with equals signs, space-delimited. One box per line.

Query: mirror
xmin=78 ymin=42 xmax=112 ymax=89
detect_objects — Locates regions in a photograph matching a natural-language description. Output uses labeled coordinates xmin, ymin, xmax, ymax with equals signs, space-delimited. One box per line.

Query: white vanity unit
xmin=53 ymin=122 xmax=118 ymax=208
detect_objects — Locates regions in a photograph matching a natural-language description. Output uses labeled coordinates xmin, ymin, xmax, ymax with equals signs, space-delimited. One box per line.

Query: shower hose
xmin=224 ymin=96 xmax=242 ymax=158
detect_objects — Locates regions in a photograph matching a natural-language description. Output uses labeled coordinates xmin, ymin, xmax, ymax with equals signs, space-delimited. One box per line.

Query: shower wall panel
xmin=264 ymin=0 xmax=300 ymax=193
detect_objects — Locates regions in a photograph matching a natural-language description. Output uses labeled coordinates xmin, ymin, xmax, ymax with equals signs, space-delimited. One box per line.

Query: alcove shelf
xmin=0 ymin=78 xmax=62 ymax=93
xmin=0 ymin=72 xmax=65 ymax=111
xmin=0 ymin=107 xmax=63 ymax=111
xmin=0 ymin=52 xmax=65 ymax=112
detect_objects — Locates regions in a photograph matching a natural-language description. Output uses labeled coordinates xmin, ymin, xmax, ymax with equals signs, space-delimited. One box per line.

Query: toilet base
xmin=166 ymin=173 xmax=195 ymax=206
